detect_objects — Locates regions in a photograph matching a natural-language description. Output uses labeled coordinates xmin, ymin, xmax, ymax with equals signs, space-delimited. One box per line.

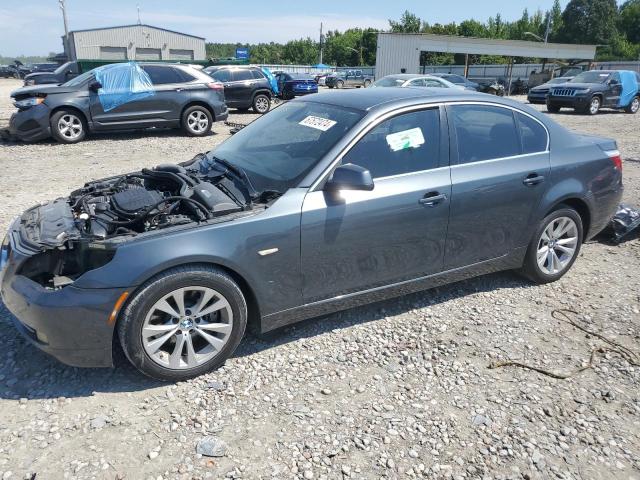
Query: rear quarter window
xmin=516 ymin=112 xmax=548 ymax=154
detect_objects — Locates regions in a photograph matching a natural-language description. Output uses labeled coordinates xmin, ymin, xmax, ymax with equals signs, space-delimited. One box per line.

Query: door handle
xmin=175 ymin=88 xmax=183 ymax=92
xmin=523 ymin=173 xmax=545 ymax=186
xmin=419 ymin=192 xmax=447 ymax=207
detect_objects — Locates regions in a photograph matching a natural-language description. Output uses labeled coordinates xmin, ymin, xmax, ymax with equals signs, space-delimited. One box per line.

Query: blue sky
xmin=1 ymin=0 xmax=570 ymax=56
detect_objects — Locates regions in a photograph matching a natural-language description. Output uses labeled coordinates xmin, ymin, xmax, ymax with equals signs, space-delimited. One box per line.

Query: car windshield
xmin=373 ymin=77 xmax=406 ymax=87
xmin=570 ymin=71 xmax=611 ymax=83
xmin=548 ymin=78 xmax=567 ymax=85
xmin=62 ymin=70 xmax=93 ymax=87
xmin=291 ymin=74 xmax=314 ymax=80
xmin=209 ymin=101 xmax=364 ymax=193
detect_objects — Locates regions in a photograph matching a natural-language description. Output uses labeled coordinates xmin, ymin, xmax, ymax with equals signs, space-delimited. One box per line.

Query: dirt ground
xmin=0 ymin=78 xmax=638 ymax=480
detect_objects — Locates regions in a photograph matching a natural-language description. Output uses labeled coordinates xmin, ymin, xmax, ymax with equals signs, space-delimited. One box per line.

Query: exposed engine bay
xmin=14 ymin=155 xmax=280 ymax=288
xmin=70 ymin=162 xmax=244 ymax=240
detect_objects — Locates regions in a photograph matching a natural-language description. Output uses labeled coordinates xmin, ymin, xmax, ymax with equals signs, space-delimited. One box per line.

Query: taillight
xmin=207 ymin=82 xmax=224 ymax=90
xmin=606 ymin=150 xmax=622 ymax=171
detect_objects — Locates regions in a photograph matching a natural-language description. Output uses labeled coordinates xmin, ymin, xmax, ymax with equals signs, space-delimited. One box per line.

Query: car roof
xmin=304 ymin=87 xmax=485 ymax=111
xmin=381 ymin=74 xmax=441 ymax=80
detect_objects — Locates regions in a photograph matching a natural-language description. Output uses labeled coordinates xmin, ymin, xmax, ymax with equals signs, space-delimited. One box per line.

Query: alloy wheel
xmin=57 ymin=114 xmax=83 ymax=140
xmin=536 ymin=216 xmax=579 ymax=276
xmin=187 ymin=110 xmax=210 ymax=133
xmin=589 ymin=97 xmax=600 ymax=115
xmin=631 ymin=98 xmax=639 ymax=113
xmin=255 ymin=96 xmax=270 ymax=113
xmin=142 ymin=286 xmax=234 ymax=370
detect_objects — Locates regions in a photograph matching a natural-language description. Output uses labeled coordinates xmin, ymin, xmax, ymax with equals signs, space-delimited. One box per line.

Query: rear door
xmin=225 ymin=69 xmax=255 ymax=108
xmin=444 ymin=103 xmax=550 ymax=269
xmin=301 ymin=107 xmax=451 ymax=303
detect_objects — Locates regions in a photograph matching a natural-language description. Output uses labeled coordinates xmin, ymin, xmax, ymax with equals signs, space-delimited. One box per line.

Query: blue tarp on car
xmin=94 ymin=62 xmax=154 ymax=112
xmin=260 ymin=67 xmax=279 ymax=95
xmin=618 ymin=70 xmax=639 ymax=108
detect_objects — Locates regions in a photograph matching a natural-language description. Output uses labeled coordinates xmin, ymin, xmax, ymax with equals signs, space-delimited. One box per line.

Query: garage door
xmin=99 ymin=46 xmax=128 ymax=60
xmin=169 ymin=49 xmax=194 ymax=61
xmin=135 ymin=48 xmax=162 ymax=60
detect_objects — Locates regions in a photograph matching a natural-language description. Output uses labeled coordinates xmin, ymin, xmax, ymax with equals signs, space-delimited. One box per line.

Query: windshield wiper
xmin=209 ymin=156 xmax=258 ymax=200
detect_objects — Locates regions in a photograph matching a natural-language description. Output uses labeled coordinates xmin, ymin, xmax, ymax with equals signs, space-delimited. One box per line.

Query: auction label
xmin=386 ymin=128 xmax=425 ymax=152
xmin=299 ymin=116 xmax=337 ymax=131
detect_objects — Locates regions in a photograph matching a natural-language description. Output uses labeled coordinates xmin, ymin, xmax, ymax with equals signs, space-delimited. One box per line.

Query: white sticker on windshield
xmin=386 ymin=128 xmax=425 ymax=152
xmin=299 ymin=116 xmax=337 ymax=131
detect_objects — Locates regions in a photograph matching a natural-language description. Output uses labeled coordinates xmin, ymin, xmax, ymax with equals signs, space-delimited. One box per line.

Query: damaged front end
xmin=9 ymin=156 xmax=264 ymax=290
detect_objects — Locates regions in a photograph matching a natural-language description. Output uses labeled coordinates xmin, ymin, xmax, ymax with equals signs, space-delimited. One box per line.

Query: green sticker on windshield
xmin=386 ymin=128 xmax=425 ymax=152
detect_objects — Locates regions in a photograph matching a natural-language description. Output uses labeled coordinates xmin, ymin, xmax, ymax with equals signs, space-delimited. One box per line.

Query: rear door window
xmin=232 ymin=70 xmax=253 ymax=82
xmin=250 ymin=69 xmax=266 ymax=80
xmin=142 ymin=66 xmax=185 ymax=85
xmin=515 ymin=112 xmax=548 ymax=154
xmin=449 ymin=104 xmax=521 ymax=164
xmin=342 ymin=108 xmax=442 ymax=178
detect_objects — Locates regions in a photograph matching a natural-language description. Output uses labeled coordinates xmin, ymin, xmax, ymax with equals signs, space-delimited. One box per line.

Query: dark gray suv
xmin=203 ymin=66 xmax=273 ymax=114
xmin=9 ymin=63 xmax=228 ymax=143
xmin=1 ymin=88 xmax=623 ymax=381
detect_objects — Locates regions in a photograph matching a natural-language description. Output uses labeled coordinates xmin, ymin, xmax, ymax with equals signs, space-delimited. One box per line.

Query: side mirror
xmin=89 ymin=80 xmax=102 ymax=91
xmin=324 ymin=164 xmax=374 ymax=192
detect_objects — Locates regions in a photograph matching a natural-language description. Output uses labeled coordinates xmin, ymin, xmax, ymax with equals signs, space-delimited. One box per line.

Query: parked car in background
xmin=527 ymin=77 xmax=573 ymax=104
xmin=472 ymin=78 xmax=505 ymax=96
xmin=431 ymin=73 xmax=479 ymax=91
xmin=3 ymin=62 xmax=32 ymax=79
xmin=203 ymin=65 xmax=272 ymax=114
xmin=1 ymin=88 xmax=623 ymax=381
xmin=326 ymin=70 xmax=373 ymax=88
xmin=0 ymin=65 xmax=11 ymax=78
xmin=371 ymin=74 xmax=463 ymax=89
xmin=23 ymin=61 xmax=81 ymax=85
xmin=9 ymin=63 xmax=227 ymax=143
xmin=31 ymin=63 xmax=60 ymax=73
xmin=546 ymin=70 xmax=640 ymax=115
xmin=275 ymin=72 xmax=318 ymax=99
xmin=314 ymin=73 xmax=329 ymax=86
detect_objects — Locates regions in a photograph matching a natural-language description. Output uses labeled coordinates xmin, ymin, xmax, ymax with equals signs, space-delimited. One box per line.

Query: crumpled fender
xmin=618 ymin=71 xmax=639 ymax=108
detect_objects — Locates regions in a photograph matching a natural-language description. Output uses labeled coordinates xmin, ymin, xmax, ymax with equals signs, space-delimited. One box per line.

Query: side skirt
xmin=261 ymin=247 xmax=527 ymax=333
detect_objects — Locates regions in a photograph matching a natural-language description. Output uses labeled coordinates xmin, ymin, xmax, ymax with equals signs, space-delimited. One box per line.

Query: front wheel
xmin=586 ymin=96 xmax=601 ymax=115
xmin=118 ymin=265 xmax=247 ymax=381
xmin=363 ymin=80 xmax=371 ymax=88
xmin=182 ymin=105 xmax=212 ymax=136
xmin=546 ymin=103 xmax=560 ymax=113
xmin=519 ymin=208 xmax=583 ymax=284
xmin=336 ymin=80 xmax=344 ymax=89
xmin=50 ymin=109 xmax=87 ymax=143
xmin=625 ymin=96 xmax=639 ymax=114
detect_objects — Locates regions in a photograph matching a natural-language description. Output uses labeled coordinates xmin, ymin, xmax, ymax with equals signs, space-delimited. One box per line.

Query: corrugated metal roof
xmin=69 ymin=24 xmax=205 ymax=40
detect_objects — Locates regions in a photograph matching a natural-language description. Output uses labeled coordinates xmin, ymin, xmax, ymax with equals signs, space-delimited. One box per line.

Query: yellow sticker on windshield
xmin=386 ymin=128 xmax=425 ymax=152
xmin=299 ymin=116 xmax=337 ymax=131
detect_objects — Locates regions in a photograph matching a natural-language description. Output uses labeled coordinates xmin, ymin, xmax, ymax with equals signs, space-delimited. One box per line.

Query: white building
xmin=65 ymin=24 xmax=206 ymax=61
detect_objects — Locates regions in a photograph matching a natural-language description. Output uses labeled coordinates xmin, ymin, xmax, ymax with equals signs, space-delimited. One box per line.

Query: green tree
xmin=389 ymin=10 xmax=422 ymax=33
xmin=558 ymin=0 xmax=619 ymax=45
xmin=619 ymin=0 xmax=640 ymax=43
xmin=548 ymin=0 xmax=564 ymax=41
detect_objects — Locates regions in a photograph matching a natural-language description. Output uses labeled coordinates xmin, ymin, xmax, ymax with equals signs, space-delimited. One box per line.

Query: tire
xmin=117 ymin=265 xmax=247 ymax=382
xmin=363 ymin=80 xmax=371 ymax=88
xmin=328 ymin=86 xmax=334 ymax=89
xmin=585 ymin=96 xmax=601 ymax=115
xmin=624 ymin=96 xmax=639 ymax=114
xmin=546 ymin=103 xmax=560 ymax=113
xmin=50 ymin=109 xmax=87 ymax=144
xmin=519 ymin=207 xmax=583 ymax=284
xmin=252 ymin=93 xmax=271 ymax=114
xmin=336 ymin=80 xmax=344 ymax=89
xmin=181 ymin=105 xmax=212 ymax=137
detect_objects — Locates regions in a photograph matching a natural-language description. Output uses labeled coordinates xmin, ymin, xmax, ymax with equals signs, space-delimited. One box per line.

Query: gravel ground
xmin=0 ymin=77 xmax=638 ymax=480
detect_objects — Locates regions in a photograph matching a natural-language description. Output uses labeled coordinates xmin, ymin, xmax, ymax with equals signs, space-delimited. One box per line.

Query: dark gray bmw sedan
xmin=0 ymin=88 xmax=623 ymax=381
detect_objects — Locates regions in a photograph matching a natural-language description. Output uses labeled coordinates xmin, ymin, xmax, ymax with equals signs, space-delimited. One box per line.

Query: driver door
xmin=604 ymin=72 xmax=622 ymax=107
xmin=300 ymin=107 xmax=451 ymax=304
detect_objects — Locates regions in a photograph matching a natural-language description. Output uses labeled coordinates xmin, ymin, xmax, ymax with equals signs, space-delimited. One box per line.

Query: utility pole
xmin=59 ymin=0 xmax=71 ymax=60
xmin=319 ymin=22 xmax=324 ymax=65
xmin=543 ymin=11 xmax=551 ymax=43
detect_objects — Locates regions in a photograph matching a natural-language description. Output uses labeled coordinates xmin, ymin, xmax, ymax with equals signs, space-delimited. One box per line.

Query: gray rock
xmin=196 ymin=436 xmax=228 ymax=457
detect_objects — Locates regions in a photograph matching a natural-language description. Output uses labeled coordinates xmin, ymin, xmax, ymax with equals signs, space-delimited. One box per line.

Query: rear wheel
xmin=363 ymin=79 xmax=371 ymax=88
xmin=252 ymin=93 xmax=271 ymax=114
xmin=546 ymin=103 xmax=560 ymax=113
xmin=50 ymin=109 xmax=87 ymax=144
xmin=118 ymin=265 xmax=247 ymax=381
xmin=520 ymin=207 xmax=583 ymax=284
xmin=336 ymin=80 xmax=344 ymax=89
xmin=182 ymin=105 xmax=212 ymax=136
xmin=625 ymin=96 xmax=639 ymax=114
